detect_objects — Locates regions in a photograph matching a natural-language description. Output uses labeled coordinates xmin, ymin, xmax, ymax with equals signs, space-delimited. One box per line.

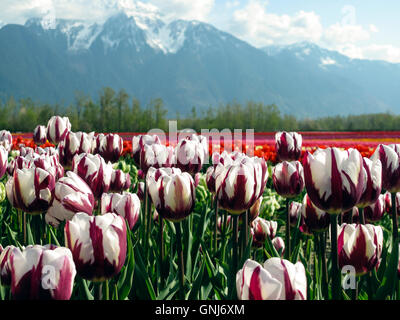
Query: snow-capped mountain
xmin=0 ymin=11 xmax=399 ymax=117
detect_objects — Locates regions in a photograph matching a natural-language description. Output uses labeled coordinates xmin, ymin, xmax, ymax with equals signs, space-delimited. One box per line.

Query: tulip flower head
xmin=303 ymin=147 xmax=365 ymax=214
xmin=272 ymin=237 xmax=285 ymax=256
xmin=236 ymin=258 xmax=307 ymax=300
xmin=338 ymin=223 xmax=383 ymax=276
xmin=174 ymin=134 xmax=208 ymax=174
xmin=357 ymin=157 xmax=382 ymax=208
xmin=251 ymin=217 xmax=277 ymax=247
xmin=46 ymin=116 xmax=71 ymax=144
xmin=275 ymin=131 xmax=302 ymax=162
xmin=364 ymin=194 xmax=386 ymax=223
xmin=9 ymin=245 xmax=76 ymax=300
xmin=216 ymin=155 xmax=268 ymax=215
xmin=33 ymin=125 xmax=47 ymax=145
xmin=132 ymin=134 xmax=161 ymax=164
xmin=6 ymin=167 xmax=55 ymax=214
xmin=101 ymin=192 xmax=140 ymax=230
xmin=58 ymin=131 xmax=94 ymax=167
xmin=65 ymin=212 xmax=127 ymax=281
xmin=0 ymin=130 xmax=12 ymax=151
xmin=97 ymin=133 xmax=123 ymax=163
xmin=0 ymin=146 xmax=7 ymax=179
xmin=301 ymin=194 xmax=330 ymax=233
xmin=72 ymin=153 xmax=113 ymax=198
xmin=147 ymin=167 xmax=195 ymax=222
xmin=109 ymin=169 xmax=131 ymax=192
xmin=272 ymin=161 xmax=304 ymax=198
xmin=45 ymin=171 xmax=95 ymax=228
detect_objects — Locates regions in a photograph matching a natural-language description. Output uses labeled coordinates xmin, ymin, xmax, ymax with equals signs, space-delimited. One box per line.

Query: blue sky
xmin=1 ymin=0 xmax=399 ymax=62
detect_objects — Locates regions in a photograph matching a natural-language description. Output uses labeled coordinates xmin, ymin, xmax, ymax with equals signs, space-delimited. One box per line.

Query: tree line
xmin=1 ymin=87 xmax=400 ymax=133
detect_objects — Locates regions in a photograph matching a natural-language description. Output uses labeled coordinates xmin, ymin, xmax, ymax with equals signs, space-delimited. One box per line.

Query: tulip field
xmin=1 ymin=118 xmax=400 ymax=301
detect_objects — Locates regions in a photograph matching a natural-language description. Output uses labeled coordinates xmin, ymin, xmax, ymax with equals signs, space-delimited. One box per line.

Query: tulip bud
xmin=216 ymin=155 xmax=268 ymax=215
xmin=72 ymin=153 xmax=113 ymax=198
xmin=58 ymin=131 xmax=94 ymax=167
xmin=45 ymin=171 xmax=94 ymax=228
xmin=275 ymin=131 xmax=302 ymax=162
xmin=364 ymin=194 xmax=386 ymax=223
xmin=175 ymin=134 xmax=207 ymax=174
xmin=0 ymin=245 xmax=16 ymax=286
xmin=272 ymin=161 xmax=304 ymax=198
xmin=251 ymin=217 xmax=277 ymax=247
xmin=65 ymin=212 xmax=127 ymax=281
xmin=289 ymin=201 xmax=302 ymax=227
xmin=109 ymin=169 xmax=131 ymax=192
xmin=132 ymin=134 xmax=161 ymax=165
xmin=272 ymin=237 xmax=285 ymax=256
xmin=46 ymin=116 xmax=71 ymax=144
xmin=357 ymin=157 xmax=382 ymax=208
xmin=301 ymin=194 xmax=330 ymax=233
xmin=6 ymin=167 xmax=55 ymax=214
xmin=303 ymin=147 xmax=364 ymax=214
xmin=0 ymin=146 xmax=7 ymax=179
xmin=137 ymin=181 xmax=145 ymax=201
xmin=338 ymin=223 xmax=383 ymax=275
xmin=147 ymin=167 xmax=195 ymax=222
xmin=101 ymin=192 xmax=140 ymax=230
xmin=98 ymin=133 xmax=123 ymax=163
xmin=33 ymin=125 xmax=47 ymax=145
xmin=9 ymin=245 xmax=76 ymax=300
xmin=236 ymin=258 xmax=307 ymax=300
xmin=217 ymin=215 xmax=232 ymax=232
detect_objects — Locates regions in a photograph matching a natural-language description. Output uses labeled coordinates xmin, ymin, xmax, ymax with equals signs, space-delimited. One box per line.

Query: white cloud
xmin=226 ymin=1 xmax=240 ymax=9
xmin=324 ymin=23 xmax=370 ymax=44
xmin=230 ymin=0 xmax=323 ymax=47
xmin=369 ymin=24 xmax=378 ymax=33
xmin=148 ymin=0 xmax=214 ymax=22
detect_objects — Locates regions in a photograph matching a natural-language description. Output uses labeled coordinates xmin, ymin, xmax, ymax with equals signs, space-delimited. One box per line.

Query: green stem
xmin=330 ymin=214 xmax=342 ymax=300
xmin=319 ymin=232 xmax=329 ymax=299
xmin=175 ymin=222 xmax=185 ymax=300
xmin=105 ymin=279 xmax=109 ymax=300
xmin=214 ymin=198 xmax=218 ymax=254
xmin=359 ymin=207 xmax=365 ymax=225
xmin=229 ymin=215 xmax=239 ymax=299
xmin=285 ymin=198 xmax=291 ymax=259
xmin=392 ymin=192 xmax=398 ymax=241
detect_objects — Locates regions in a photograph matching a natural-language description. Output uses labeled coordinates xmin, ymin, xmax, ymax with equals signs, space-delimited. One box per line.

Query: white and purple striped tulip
xmin=0 ymin=130 xmax=12 ymax=151
xmin=139 ymin=143 xmax=174 ymax=174
xmin=58 ymin=131 xmax=94 ymax=167
xmin=301 ymin=194 xmax=330 ymax=233
xmin=289 ymin=201 xmax=302 ymax=227
xmin=132 ymin=134 xmax=162 ymax=164
xmin=251 ymin=217 xmax=277 ymax=247
xmin=338 ymin=223 xmax=383 ymax=275
xmin=236 ymin=258 xmax=307 ymax=300
xmin=0 ymin=245 xmax=16 ymax=286
xmin=45 ymin=171 xmax=94 ymax=228
xmin=72 ymin=153 xmax=113 ymax=199
xmin=272 ymin=161 xmax=304 ymax=198
xmin=175 ymin=134 xmax=208 ymax=174
xmin=275 ymin=131 xmax=302 ymax=162
xmin=303 ymin=147 xmax=365 ymax=214
xmin=371 ymin=144 xmax=400 ymax=192
xmin=33 ymin=125 xmax=47 ymax=145
xmin=64 ymin=212 xmax=127 ymax=281
xmin=357 ymin=157 xmax=382 ymax=208
xmin=9 ymin=245 xmax=76 ymax=300
xmin=216 ymin=155 xmax=268 ymax=215
xmin=46 ymin=116 xmax=71 ymax=144
xmin=147 ymin=167 xmax=195 ymax=222
xmin=100 ymin=192 xmax=140 ymax=230
xmin=0 ymin=146 xmax=7 ymax=179
xmin=364 ymin=194 xmax=386 ymax=223
xmin=109 ymin=169 xmax=131 ymax=192
xmin=249 ymin=196 xmax=262 ymax=222
xmin=97 ymin=133 xmax=123 ymax=163
xmin=6 ymin=167 xmax=55 ymax=214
